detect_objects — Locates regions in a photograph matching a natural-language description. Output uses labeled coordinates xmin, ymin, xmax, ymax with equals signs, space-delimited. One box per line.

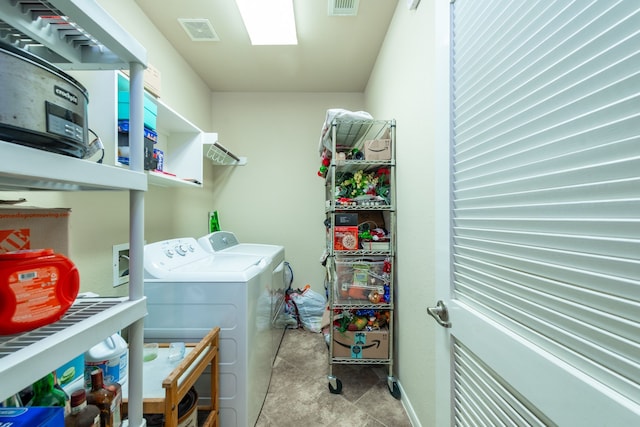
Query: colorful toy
xmin=317 ymin=149 xmax=331 ymax=177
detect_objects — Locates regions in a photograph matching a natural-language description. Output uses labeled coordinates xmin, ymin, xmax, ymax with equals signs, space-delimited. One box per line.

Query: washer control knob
xmin=175 ymin=244 xmax=189 ymax=256
xmin=164 ymin=248 xmax=174 ymax=258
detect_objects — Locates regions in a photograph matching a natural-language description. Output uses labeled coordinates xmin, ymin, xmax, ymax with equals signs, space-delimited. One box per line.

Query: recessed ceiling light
xmin=235 ymin=0 xmax=298 ymax=45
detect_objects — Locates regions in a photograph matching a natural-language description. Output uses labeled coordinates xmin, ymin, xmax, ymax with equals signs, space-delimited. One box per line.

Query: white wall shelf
xmin=71 ymin=71 xmax=243 ymax=188
xmin=147 ymin=170 xmax=203 ymax=187
xmin=0 ymin=141 xmax=147 ymax=192
xmin=0 ymin=2 xmax=148 ymax=425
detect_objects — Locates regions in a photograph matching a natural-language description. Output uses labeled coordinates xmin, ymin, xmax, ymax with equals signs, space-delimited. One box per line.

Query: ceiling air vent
xmin=178 ymin=18 xmax=220 ymax=42
xmin=328 ymin=0 xmax=359 ymax=16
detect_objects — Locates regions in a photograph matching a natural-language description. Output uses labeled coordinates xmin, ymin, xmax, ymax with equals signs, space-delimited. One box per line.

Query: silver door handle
xmin=427 ymin=300 xmax=451 ymax=328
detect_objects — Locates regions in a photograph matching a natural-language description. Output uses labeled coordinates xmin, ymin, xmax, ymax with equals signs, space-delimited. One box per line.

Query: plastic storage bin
xmin=334 ymin=259 xmax=389 ymax=304
xmin=117 ymin=91 xmax=158 ymax=130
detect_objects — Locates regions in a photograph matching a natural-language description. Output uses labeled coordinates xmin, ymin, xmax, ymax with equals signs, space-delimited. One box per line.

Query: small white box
xmin=122 ymin=62 xmax=162 ymax=98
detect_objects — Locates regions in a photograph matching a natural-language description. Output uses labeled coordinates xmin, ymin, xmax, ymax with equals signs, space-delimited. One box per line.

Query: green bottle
xmin=209 ymin=210 xmax=220 ymax=233
xmin=30 ymin=372 xmax=67 ymax=408
xmin=54 ymin=370 xmax=72 ymax=416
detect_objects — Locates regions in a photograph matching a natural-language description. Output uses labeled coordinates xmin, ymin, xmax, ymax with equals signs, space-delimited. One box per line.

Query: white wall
xmin=365 ymin=2 xmax=437 ymax=426
xmin=208 ymin=91 xmax=365 ymax=289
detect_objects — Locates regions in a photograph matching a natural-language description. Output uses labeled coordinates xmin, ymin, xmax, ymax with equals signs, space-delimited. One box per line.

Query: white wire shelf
xmin=0 ymin=297 xmax=147 ymax=402
xmin=331 ymin=119 xmax=395 ymax=151
xmin=0 ymin=0 xmax=146 ymax=69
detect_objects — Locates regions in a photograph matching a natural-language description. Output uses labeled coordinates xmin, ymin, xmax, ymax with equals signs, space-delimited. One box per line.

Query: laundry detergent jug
xmin=84 ymin=333 xmax=128 ymax=388
xmin=0 ymin=248 xmax=79 ymax=335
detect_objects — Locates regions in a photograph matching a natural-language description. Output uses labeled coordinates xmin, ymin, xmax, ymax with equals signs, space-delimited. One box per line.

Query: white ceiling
xmin=134 ymin=0 xmax=399 ymax=92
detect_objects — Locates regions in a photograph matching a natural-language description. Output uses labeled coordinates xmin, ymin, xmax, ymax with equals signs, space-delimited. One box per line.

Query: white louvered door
xmin=434 ymin=1 xmax=640 ymax=425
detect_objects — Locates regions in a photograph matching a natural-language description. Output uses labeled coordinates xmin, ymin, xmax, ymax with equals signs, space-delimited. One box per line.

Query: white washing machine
xmin=143 ymin=237 xmax=272 ymax=427
xmin=197 ymin=231 xmax=289 ymax=364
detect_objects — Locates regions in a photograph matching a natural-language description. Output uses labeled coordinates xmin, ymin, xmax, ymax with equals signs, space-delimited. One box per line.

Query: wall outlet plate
xmin=113 ymin=243 xmax=130 ymax=287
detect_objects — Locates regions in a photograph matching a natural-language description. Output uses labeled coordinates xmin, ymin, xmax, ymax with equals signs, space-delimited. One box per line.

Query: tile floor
xmin=255 ymin=328 xmax=412 ymax=427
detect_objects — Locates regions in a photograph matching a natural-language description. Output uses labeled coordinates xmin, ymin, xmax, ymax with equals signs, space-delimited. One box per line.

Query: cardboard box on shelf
xmin=364 ymin=139 xmax=391 ymax=160
xmin=0 ymin=407 xmax=65 ymax=426
xmin=55 ymin=353 xmax=84 ymax=388
xmin=332 ymin=327 xmax=389 ymax=359
xmin=0 ymin=206 xmax=70 ymax=255
xmin=122 ymin=62 xmax=162 ymax=98
xmin=360 ymin=240 xmax=390 ymax=251
xmin=335 ymin=212 xmax=358 ymax=226
xmin=334 ymin=226 xmax=358 ymax=251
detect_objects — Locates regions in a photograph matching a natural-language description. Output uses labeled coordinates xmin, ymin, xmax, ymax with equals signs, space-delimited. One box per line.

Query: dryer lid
xmin=198 ymin=231 xmax=285 ymax=265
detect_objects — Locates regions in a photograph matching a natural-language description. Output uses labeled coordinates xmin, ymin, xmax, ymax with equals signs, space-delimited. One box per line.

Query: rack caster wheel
xmin=328 ymin=376 xmax=342 ymax=394
xmin=388 ymin=379 xmax=401 ymax=399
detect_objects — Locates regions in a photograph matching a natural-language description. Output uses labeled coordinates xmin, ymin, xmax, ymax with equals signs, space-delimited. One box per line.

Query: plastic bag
xmin=289 ymin=285 xmax=327 ymax=333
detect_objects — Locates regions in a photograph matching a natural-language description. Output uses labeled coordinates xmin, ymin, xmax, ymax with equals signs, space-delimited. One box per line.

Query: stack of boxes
xmin=117 ymin=86 xmax=162 ymax=171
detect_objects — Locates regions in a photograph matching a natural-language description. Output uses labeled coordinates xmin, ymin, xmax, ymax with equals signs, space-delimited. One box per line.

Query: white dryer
xmin=198 ymin=231 xmax=289 ymax=363
xmin=143 ymin=237 xmax=272 ymax=427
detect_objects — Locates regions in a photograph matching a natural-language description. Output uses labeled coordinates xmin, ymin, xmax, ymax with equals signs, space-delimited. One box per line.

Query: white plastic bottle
xmin=84 ymin=333 xmax=128 ymax=389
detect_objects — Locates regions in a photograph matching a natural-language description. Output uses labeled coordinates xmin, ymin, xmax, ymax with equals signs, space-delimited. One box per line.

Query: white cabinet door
xmin=434 ymin=1 xmax=640 ymax=425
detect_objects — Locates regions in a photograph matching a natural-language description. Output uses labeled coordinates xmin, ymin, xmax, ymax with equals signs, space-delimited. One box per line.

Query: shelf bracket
xmin=205 ymin=142 xmax=247 ymax=166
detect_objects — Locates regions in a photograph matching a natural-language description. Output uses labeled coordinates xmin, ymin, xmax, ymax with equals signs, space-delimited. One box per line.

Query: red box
xmin=334 ymin=226 xmax=358 ymax=251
